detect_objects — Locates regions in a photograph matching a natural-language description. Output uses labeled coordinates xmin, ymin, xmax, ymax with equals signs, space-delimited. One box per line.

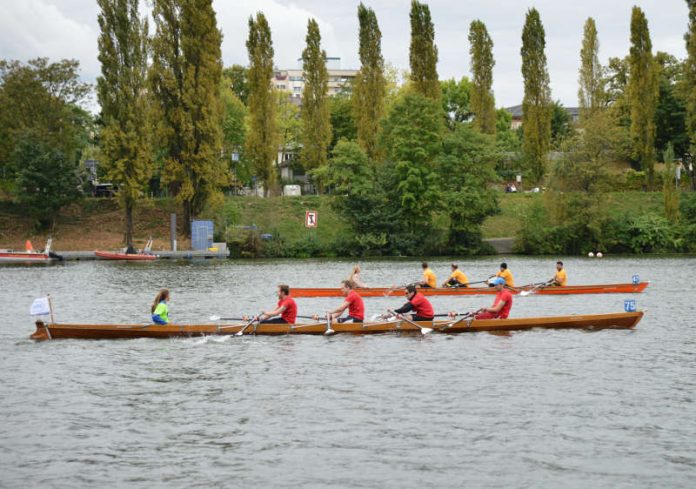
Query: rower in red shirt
xmin=393 ymin=284 xmax=435 ymax=321
xmin=327 ymin=280 xmax=365 ymax=323
xmin=475 ymin=277 xmax=512 ymax=319
xmin=258 ymin=284 xmax=297 ymax=324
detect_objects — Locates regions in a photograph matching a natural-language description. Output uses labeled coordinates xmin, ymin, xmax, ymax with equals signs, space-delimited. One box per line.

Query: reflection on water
xmin=1 ymin=256 xmax=695 ymax=488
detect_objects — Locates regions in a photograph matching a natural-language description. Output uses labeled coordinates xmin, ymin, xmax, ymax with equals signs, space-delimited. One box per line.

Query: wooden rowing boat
xmin=94 ymin=251 xmax=157 ymax=261
xmin=291 ymin=282 xmax=650 ymax=297
xmin=30 ymin=311 xmax=643 ymax=340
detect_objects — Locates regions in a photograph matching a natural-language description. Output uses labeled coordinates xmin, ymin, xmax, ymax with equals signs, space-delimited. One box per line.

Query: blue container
xmin=632 ymin=274 xmax=640 ymax=285
xmin=191 ymin=220 xmax=214 ymax=251
xmin=624 ymin=299 xmax=636 ymax=312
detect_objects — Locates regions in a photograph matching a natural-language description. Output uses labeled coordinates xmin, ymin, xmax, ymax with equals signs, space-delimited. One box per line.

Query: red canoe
xmin=94 ymin=251 xmax=157 ymax=261
xmin=290 ymin=282 xmax=650 ymax=298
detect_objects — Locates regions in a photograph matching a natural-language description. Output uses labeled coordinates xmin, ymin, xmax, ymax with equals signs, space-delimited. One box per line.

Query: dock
xmin=57 ymin=249 xmax=229 ymax=261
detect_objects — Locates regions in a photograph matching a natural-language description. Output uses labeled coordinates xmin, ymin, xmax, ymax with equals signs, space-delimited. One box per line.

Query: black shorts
xmin=338 ymin=316 xmax=363 ymax=323
xmin=412 ymin=315 xmax=434 ymax=322
xmin=260 ymin=317 xmax=289 ymax=324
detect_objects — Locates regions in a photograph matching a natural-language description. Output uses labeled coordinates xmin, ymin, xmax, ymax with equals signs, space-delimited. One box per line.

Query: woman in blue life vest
xmin=151 ymin=289 xmax=170 ymax=324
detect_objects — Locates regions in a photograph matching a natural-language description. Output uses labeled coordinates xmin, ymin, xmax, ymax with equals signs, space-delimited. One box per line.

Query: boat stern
xmin=31 ymin=321 xmax=51 ymax=341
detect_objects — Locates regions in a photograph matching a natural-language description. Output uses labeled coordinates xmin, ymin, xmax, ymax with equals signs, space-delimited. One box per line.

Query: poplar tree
xmin=627 ymin=6 xmax=658 ymax=189
xmin=468 ymin=20 xmax=496 ymax=134
xmin=150 ymin=0 xmax=227 ymax=233
xmin=409 ymin=0 xmax=440 ymax=101
xmin=520 ymin=8 xmax=552 ymax=183
xmin=353 ymin=3 xmax=386 ymax=160
xmin=97 ymin=0 xmax=151 ymax=248
xmin=245 ymin=13 xmax=277 ymax=196
xmin=301 ymin=19 xmax=332 ymax=172
xmin=685 ymin=0 xmax=696 ymax=152
xmin=578 ymin=17 xmax=605 ymax=121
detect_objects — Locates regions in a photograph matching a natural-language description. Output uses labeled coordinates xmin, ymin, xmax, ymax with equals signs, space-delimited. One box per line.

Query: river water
xmin=1 ymin=256 xmax=695 ymax=488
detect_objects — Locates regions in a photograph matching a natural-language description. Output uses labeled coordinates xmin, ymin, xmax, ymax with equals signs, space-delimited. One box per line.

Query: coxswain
xmin=475 ymin=277 xmax=512 ymax=319
xmin=393 ymin=284 xmax=435 ymax=321
xmin=418 ymin=262 xmax=437 ymax=288
xmin=151 ymin=289 xmax=170 ymax=324
xmin=550 ymin=261 xmax=567 ymax=286
xmin=347 ymin=265 xmax=367 ymax=288
xmin=258 ymin=284 xmax=297 ymax=324
xmin=326 ymin=280 xmax=364 ymax=323
xmin=490 ymin=262 xmax=514 ymax=287
xmin=442 ymin=263 xmax=469 ymax=288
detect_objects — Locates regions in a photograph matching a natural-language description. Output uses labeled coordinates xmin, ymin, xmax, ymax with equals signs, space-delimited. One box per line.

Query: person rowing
xmin=418 ymin=262 xmax=437 ymax=288
xmin=489 ymin=262 xmax=514 ymax=287
xmin=474 ymin=277 xmax=512 ymax=319
xmin=151 ymin=289 xmax=170 ymax=324
xmin=392 ymin=284 xmax=435 ymax=321
xmin=550 ymin=261 xmax=567 ymax=286
xmin=257 ymin=284 xmax=297 ymax=324
xmin=347 ymin=264 xmax=367 ymax=288
xmin=442 ymin=263 xmax=469 ymax=288
xmin=326 ymin=280 xmax=364 ymax=323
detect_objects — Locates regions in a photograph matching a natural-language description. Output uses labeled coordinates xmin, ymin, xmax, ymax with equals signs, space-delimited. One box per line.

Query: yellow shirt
xmin=450 ymin=269 xmax=468 ymax=285
xmin=496 ymin=269 xmax=514 ymax=287
xmin=554 ymin=269 xmax=567 ymax=286
xmin=423 ymin=268 xmax=437 ymax=288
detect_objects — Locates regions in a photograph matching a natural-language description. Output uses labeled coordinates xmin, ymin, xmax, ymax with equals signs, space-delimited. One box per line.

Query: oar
xmin=519 ymin=280 xmax=554 ymax=297
xmin=388 ymin=309 xmax=433 ymax=335
xmin=440 ymin=311 xmax=477 ymax=331
xmin=383 ymin=282 xmax=416 ymax=297
xmin=236 ymin=315 xmax=259 ymax=336
xmin=324 ymin=313 xmax=335 ymax=336
xmin=210 ymin=314 xmax=317 ymax=321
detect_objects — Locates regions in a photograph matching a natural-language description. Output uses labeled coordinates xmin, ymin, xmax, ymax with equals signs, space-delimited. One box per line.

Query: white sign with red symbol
xmin=305 ymin=210 xmax=318 ymax=228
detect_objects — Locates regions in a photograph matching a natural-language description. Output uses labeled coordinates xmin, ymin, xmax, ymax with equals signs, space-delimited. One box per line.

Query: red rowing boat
xmin=291 ymin=282 xmax=650 ymax=297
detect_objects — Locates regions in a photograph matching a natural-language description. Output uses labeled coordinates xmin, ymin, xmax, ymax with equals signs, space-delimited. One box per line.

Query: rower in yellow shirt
xmin=550 ymin=261 xmax=567 ymax=286
xmin=442 ymin=263 xmax=469 ymax=288
xmin=491 ymin=262 xmax=514 ymax=287
xmin=418 ymin=262 xmax=437 ymax=288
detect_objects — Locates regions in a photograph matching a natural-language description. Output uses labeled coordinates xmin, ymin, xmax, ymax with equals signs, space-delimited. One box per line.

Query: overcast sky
xmin=0 ymin=0 xmax=689 ymax=109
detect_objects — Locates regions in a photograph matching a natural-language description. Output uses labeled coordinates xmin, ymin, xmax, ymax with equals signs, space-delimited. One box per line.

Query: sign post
xmin=305 ymin=210 xmax=318 ymax=228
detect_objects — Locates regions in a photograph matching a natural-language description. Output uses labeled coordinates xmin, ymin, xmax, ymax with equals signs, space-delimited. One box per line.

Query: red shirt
xmin=278 ymin=296 xmax=297 ymax=323
xmin=411 ymin=292 xmax=434 ymax=319
xmin=493 ymin=289 xmax=513 ymax=319
xmin=346 ymin=290 xmax=365 ymax=320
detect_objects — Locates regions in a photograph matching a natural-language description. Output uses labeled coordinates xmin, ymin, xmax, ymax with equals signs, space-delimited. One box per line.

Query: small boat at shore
xmin=0 ymin=239 xmax=61 ymax=263
xmin=95 ymin=239 xmax=157 ymax=261
xmin=291 ymin=282 xmax=650 ymax=298
xmin=30 ymin=311 xmax=643 ymax=340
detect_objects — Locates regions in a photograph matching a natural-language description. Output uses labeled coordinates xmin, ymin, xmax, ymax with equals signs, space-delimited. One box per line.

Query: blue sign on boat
xmin=632 ymin=274 xmax=640 ymax=285
xmin=624 ymin=299 xmax=636 ymax=312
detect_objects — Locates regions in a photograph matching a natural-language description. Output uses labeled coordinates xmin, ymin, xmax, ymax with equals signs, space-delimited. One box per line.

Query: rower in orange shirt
xmin=418 ymin=262 xmax=437 ymax=288
xmin=490 ymin=262 xmax=514 ymax=287
xmin=550 ymin=261 xmax=567 ymax=286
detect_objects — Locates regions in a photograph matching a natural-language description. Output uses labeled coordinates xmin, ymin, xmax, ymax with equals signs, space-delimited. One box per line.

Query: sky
xmin=0 ymin=0 xmax=689 ymax=110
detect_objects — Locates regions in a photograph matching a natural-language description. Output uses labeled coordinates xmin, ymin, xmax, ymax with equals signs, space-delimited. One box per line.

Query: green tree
xmin=330 ymin=93 xmax=357 ymax=150
xmin=301 ymin=19 xmax=332 ymax=173
xmin=440 ymin=77 xmax=472 ymax=128
xmin=223 ymin=64 xmax=249 ymax=104
xmin=468 ymin=20 xmax=496 ymax=134
xmin=578 ymin=17 xmax=606 ymax=121
xmin=409 ymin=0 xmax=440 ymax=101
xmin=663 ymin=142 xmax=680 ymax=221
xmin=627 ymin=6 xmax=658 ymax=189
xmin=520 ymin=8 xmax=552 ymax=183
xmin=655 ymin=52 xmax=688 ymax=156
xmin=97 ymin=0 xmax=152 ymax=248
xmin=686 ymin=0 xmax=696 ymax=153
xmin=150 ymin=0 xmax=228 ymax=233
xmin=551 ymin=100 xmax=573 ymax=147
xmin=244 ymin=12 xmax=278 ymax=196
xmin=276 ymin=91 xmax=301 ymax=179
xmin=352 ymin=3 xmax=386 ymax=160
xmin=220 ymin=82 xmax=247 ymax=187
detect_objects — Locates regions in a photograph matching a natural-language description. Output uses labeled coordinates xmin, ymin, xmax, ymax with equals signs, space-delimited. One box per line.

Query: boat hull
xmin=291 ymin=282 xmax=650 ymax=297
xmin=94 ymin=251 xmax=157 ymax=261
xmin=31 ymin=311 xmax=643 ymax=340
xmin=0 ymin=252 xmax=52 ymax=262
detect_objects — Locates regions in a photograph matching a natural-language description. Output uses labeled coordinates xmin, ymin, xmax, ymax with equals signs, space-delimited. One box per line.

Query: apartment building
xmin=272 ymin=57 xmax=357 ymax=104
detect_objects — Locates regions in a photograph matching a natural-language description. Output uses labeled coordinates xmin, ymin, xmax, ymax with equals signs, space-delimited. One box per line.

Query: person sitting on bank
xmin=326 ymin=280 xmax=364 ymax=323
xmin=347 ymin=265 xmax=367 ymax=288
xmin=550 ymin=261 xmax=567 ymax=286
xmin=151 ymin=289 xmax=170 ymax=324
xmin=475 ymin=277 xmax=512 ymax=319
xmin=258 ymin=284 xmax=297 ymax=324
xmin=393 ymin=284 xmax=435 ymax=321
xmin=442 ymin=263 xmax=469 ymax=288
xmin=418 ymin=262 xmax=437 ymax=288
xmin=489 ymin=262 xmax=514 ymax=287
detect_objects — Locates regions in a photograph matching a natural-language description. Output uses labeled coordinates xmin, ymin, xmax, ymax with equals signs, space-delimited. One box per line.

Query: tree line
xmin=0 ymin=0 xmax=695 ymax=254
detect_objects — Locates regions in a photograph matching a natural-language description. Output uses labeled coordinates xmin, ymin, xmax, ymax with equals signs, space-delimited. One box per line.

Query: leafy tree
xmin=409 ymin=0 xmax=440 ymax=101
xmin=97 ymin=0 xmax=151 ymax=247
xmin=578 ymin=17 xmax=606 ymax=121
xmin=551 ymin=100 xmax=573 ymax=147
xmin=301 ymin=19 xmax=332 ymax=173
xmin=663 ymin=142 xmax=680 ymax=221
xmin=221 ymin=82 xmax=247 ymax=186
xmin=244 ymin=12 xmax=278 ymax=196
xmin=468 ymin=20 xmax=496 ymax=134
xmin=627 ymin=6 xmax=658 ymax=189
xmin=223 ymin=64 xmax=249 ymax=104
xmin=329 ymin=93 xmax=357 ymax=150
xmin=440 ymin=77 xmax=472 ymax=128
xmin=520 ymin=8 xmax=552 ymax=183
xmin=495 ymin=108 xmax=522 ymax=153
xmin=12 ymin=134 xmax=82 ymax=229
xmin=685 ymin=0 xmax=696 ymax=153
xmin=655 ymin=53 xmax=688 ymax=157
xmin=150 ymin=0 xmax=228 ymax=233
xmin=352 ymin=3 xmax=386 ymax=160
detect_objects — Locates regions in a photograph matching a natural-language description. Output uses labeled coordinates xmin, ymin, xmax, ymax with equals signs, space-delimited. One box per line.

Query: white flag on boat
xmin=30 ymin=297 xmax=51 ymax=316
